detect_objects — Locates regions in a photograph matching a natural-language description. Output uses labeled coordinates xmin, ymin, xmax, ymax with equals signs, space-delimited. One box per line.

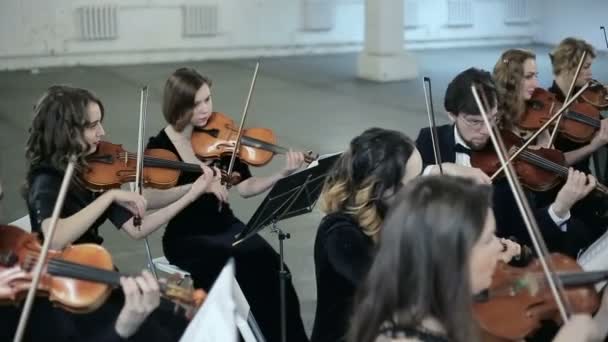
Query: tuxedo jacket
xmin=415 ymin=124 xmax=575 ymax=255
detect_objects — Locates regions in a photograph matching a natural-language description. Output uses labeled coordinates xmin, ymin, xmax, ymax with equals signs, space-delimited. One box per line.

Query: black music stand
xmin=233 ymin=151 xmax=342 ymax=342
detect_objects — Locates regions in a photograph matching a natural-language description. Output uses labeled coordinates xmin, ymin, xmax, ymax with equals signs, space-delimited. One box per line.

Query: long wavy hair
xmin=320 ymin=128 xmax=415 ymax=241
xmin=348 ymin=176 xmax=492 ymax=342
xmin=25 ymin=85 xmax=104 ymax=178
xmin=550 ymin=37 xmax=596 ymax=78
xmin=492 ymin=49 xmax=536 ymax=127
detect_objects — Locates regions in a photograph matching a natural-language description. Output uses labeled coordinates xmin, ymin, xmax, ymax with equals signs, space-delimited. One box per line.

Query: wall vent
xmin=446 ymin=0 xmax=473 ymax=28
xmin=404 ymin=0 xmax=419 ymax=29
xmin=504 ymin=0 xmax=530 ymax=25
xmin=301 ymin=0 xmax=335 ymax=31
xmin=182 ymin=5 xmax=219 ymax=37
xmin=76 ymin=4 xmax=118 ymax=40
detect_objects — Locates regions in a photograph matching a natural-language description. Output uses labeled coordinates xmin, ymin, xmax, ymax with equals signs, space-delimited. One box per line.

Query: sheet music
xmin=577 ymin=229 xmax=608 ymax=291
xmin=180 ymin=260 xmax=238 ymax=342
xmin=306 ymin=151 xmax=343 ymax=169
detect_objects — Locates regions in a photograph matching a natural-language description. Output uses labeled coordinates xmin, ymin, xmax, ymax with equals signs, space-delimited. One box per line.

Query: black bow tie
xmin=454 ymin=143 xmax=472 ymax=156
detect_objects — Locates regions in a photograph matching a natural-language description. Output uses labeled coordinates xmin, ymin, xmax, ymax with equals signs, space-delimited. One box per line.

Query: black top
xmin=547 ymin=81 xmax=591 ymax=174
xmin=415 ymin=125 xmax=569 ymax=254
xmin=311 ymin=213 xmax=375 ymax=342
xmin=145 ymin=129 xmax=252 ymax=239
xmin=26 ymin=164 xmax=132 ymax=245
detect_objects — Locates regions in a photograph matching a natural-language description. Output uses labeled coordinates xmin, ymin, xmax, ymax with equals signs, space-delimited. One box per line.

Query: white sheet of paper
xmin=179 ymin=260 xmax=238 ymax=342
xmin=578 ymin=229 xmax=608 ymax=291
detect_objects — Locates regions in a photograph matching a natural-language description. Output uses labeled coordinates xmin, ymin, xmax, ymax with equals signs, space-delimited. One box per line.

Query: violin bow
xmin=13 ymin=158 xmax=77 ymax=342
xmin=422 ymin=77 xmax=444 ymax=174
xmin=489 ymin=83 xmax=590 ymax=181
xmin=601 ymin=26 xmax=608 ymax=49
xmin=548 ymin=50 xmax=588 ymax=147
xmin=133 ymin=86 xmax=158 ymax=280
xmin=471 ymin=83 xmax=573 ymax=322
xmin=224 ymin=61 xmax=260 ymax=188
xmin=135 ymin=86 xmax=158 ymax=280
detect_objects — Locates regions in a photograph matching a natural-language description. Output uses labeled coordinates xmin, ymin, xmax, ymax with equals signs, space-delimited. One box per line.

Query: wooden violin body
xmin=191 ymin=112 xmax=317 ymax=167
xmin=581 ymin=80 xmax=608 ymax=109
xmin=0 ymin=225 xmax=206 ymax=318
xmin=192 ymin=112 xmax=276 ymax=167
xmin=0 ymin=225 xmax=113 ymax=313
xmin=471 ymin=130 xmax=565 ymax=192
xmin=474 ymin=254 xmax=600 ymax=341
xmin=519 ymin=88 xmax=601 ymax=143
xmin=85 ymin=141 xmax=207 ymax=191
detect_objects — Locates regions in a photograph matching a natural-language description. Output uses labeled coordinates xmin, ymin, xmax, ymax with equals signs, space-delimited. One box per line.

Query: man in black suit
xmin=416 ymin=68 xmax=597 ymax=257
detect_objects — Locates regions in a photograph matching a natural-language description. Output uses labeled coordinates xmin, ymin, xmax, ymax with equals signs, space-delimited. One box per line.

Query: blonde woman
xmin=548 ymin=37 xmax=608 ymax=174
xmin=548 ymin=37 xmax=608 ymax=234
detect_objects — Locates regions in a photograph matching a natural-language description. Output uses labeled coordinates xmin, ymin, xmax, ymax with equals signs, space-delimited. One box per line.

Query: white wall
xmin=534 ymin=0 xmax=608 ymax=52
xmin=0 ymin=0 xmax=541 ymax=71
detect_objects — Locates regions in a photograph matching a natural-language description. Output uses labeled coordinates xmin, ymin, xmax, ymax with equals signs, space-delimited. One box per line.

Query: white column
xmin=357 ymin=0 xmax=418 ymax=82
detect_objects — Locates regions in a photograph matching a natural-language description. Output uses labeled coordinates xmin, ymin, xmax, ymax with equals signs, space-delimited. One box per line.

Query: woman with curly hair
xmin=24 ymin=85 xmax=214 ymax=250
xmin=492 ymin=47 xmax=608 ymax=169
xmin=17 ymin=84 xmax=216 ymax=341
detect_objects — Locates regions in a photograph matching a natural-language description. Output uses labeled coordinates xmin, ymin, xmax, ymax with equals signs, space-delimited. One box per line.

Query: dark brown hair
xmin=320 ymin=128 xmax=416 ymax=241
xmin=348 ymin=175 xmax=492 ymax=342
xmin=26 ymin=85 xmax=104 ymax=175
xmin=444 ymin=67 xmax=497 ymax=116
xmin=163 ymin=67 xmax=212 ymax=131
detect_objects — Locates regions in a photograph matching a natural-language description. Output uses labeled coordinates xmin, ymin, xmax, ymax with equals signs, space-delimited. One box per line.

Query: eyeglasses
xmin=461 ymin=115 xmax=498 ymax=130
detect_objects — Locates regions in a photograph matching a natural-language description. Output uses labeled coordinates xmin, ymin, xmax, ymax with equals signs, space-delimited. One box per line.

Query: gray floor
xmin=2 ymin=45 xmax=607 ymax=336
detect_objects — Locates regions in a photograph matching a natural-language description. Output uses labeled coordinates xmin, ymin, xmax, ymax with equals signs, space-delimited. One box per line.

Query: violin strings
xmin=518 ymin=150 xmax=568 ymax=176
xmin=22 ymin=253 xmax=196 ymax=302
xmin=564 ymin=110 xmax=601 ymax=128
xmin=240 ymin=135 xmax=286 ymax=154
xmin=22 ymin=253 xmax=123 ymax=286
xmin=118 ymin=153 xmax=203 ymax=173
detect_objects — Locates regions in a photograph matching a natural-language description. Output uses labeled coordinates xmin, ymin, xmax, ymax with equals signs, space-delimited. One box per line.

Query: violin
xmin=0 ymin=225 xmax=206 ymax=319
xmin=581 ymin=80 xmax=608 ymax=110
xmin=85 ymin=141 xmax=211 ymax=191
xmin=474 ymin=253 xmax=605 ymax=341
xmin=518 ymin=88 xmax=601 ymax=143
xmin=191 ymin=112 xmax=317 ymax=167
xmin=470 ymin=129 xmax=608 ymax=194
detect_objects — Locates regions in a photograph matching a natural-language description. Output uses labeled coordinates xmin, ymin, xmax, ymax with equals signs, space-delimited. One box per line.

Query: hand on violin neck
xmin=280 ymin=150 xmax=306 ymax=177
xmin=115 ymin=270 xmax=160 ymax=339
xmin=553 ymin=168 xmax=596 ymax=217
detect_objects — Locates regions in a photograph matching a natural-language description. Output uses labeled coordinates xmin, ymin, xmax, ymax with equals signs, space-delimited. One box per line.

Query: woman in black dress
xmin=11 ymin=85 xmax=209 ymax=341
xmin=144 ymin=67 xmax=309 ymax=342
xmin=310 ymin=128 xmax=425 ymax=342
